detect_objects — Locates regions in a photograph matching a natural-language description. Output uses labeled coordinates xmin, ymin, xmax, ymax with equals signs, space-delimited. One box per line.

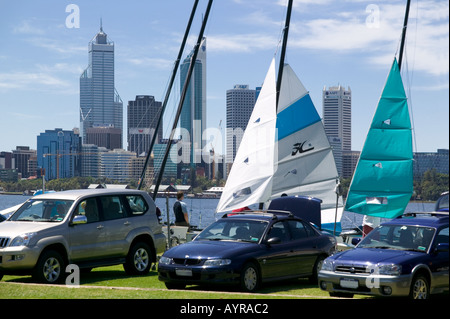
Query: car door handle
xmin=124 ymin=221 xmax=131 ymax=226
xmin=97 ymin=225 xmax=104 ymax=230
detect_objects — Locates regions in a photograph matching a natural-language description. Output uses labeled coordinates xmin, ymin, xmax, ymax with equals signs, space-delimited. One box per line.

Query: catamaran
xmin=344 ymin=0 xmax=414 ymax=238
xmin=216 ymin=0 xmax=344 ymax=234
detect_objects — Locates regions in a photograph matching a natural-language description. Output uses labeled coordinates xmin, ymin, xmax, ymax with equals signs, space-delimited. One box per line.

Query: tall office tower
xmin=80 ymin=144 xmax=108 ymax=178
xmin=37 ymin=128 xmax=81 ymax=181
xmin=127 ymin=95 xmax=163 ymax=156
xmin=12 ymin=146 xmax=36 ymax=178
xmin=226 ymin=85 xmax=257 ymax=167
xmin=100 ymin=149 xmax=136 ymax=182
xmin=323 ymin=85 xmax=351 ymax=176
xmin=86 ymin=126 xmax=122 ymax=150
xmin=80 ymin=23 xmax=123 ymax=148
xmin=179 ymin=37 xmax=207 ymax=166
xmin=322 ymin=85 xmax=352 ymax=151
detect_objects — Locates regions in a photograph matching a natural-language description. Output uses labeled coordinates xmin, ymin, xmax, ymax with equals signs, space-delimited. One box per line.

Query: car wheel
xmin=241 ymin=262 xmax=260 ymax=292
xmin=165 ymin=282 xmax=186 ymax=290
xmin=124 ymin=242 xmax=152 ymax=275
xmin=33 ymin=250 xmax=65 ymax=284
xmin=309 ymin=255 xmax=325 ymax=284
xmin=410 ymin=275 xmax=429 ymax=300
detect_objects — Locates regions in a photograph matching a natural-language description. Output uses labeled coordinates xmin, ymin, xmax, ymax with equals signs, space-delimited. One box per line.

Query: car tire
xmin=124 ymin=242 xmax=152 ymax=276
xmin=409 ymin=274 xmax=429 ymax=300
xmin=33 ymin=250 xmax=66 ymax=284
xmin=309 ymin=255 xmax=325 ymax=284
xmin=240 ymin=262 xmax=260 ymax=292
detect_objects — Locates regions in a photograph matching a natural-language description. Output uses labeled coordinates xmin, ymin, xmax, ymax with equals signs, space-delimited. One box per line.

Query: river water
xmin=0 ymin=194 xmax=436 ymax=230
xmin=0 ymin=195 xmax=434 ymax=229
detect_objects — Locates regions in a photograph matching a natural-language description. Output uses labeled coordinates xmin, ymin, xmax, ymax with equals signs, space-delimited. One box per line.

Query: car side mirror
xmin=266 ymin=237 xmax=281 ymax=245
xmin=71 ymin=215 xmax=87 ymax=226
xmin=436 ymin=243 xmax=449 ymax=253
xmin=351 ymin=237 xmax=362 ymax=246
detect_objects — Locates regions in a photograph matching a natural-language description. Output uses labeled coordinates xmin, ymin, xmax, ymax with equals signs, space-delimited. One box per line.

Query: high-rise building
xmin=323 ymin=85 xmax=351 ymax=177
xmin=80 ymin=23 xmax=123 ymax=148
xmin=127 ymin=95 xmax=163 ymax=156
xmin=86 ymin=126 xmax=122 ymax=150
xmin=100 ymin=149 xmax=136 ymax=182
xmin=179 ymin=37 xmax=207 ymax=166
xmin=12 ymin=146 xmax=36 ymax=178
xmin=37 ymin=128 xmax=81 ymax=180
xmin=413 ymin=149 xmax=449 ymax=177
xmin=226 ymin=85 xmax=257 ymax=167
xmin=322 ymin=85 xmax=352 ymax=151
xmin=80 ymin=144 xmax=108 ymax=178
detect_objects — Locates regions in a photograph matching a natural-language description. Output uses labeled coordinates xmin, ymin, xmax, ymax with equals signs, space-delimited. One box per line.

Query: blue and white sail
xmin=272 ymin=64 xmax=343 ymax=232
xmin=217 ymin=61 xmax=343 ymax=232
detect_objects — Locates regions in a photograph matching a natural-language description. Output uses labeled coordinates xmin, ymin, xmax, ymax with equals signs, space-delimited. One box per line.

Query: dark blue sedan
xmin=158 ymin=211 xmax=337 ymax=291
xmin=319 ymin=213 xmax=449 ymax=299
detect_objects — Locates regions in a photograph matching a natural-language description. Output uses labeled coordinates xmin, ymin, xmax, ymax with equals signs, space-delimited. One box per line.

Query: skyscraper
xmin=226 ymin=85 xmax=257 ymax=166
xmin=179 ymin=37 xmax=207 ymax=166
xmin=37 ymin=128 xmax=81 ymax=181
xmin=323 ymin=85 xmax=351 ymax=176
xmin=127 ymin=95 xmax=163 ymax=157
xmin=80 ymin=23 xmax=123 ymax=148
xmin=322 ymin=85 xmax=352 ymax=151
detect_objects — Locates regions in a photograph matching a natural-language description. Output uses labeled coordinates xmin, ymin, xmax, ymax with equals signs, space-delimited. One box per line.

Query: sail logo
xmin=291 ymin=141 xmax=314 ymax=156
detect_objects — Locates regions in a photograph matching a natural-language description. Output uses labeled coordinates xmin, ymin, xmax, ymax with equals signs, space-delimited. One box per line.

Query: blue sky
xmin=0 ymin=0 xmax=448 ymax=155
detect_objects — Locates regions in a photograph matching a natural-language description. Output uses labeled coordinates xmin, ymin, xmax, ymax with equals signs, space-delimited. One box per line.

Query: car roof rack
xmin=398 ymin=211 xmax=449 ymax=218
xmin=221 ymin=209 xmax=294 ymax=220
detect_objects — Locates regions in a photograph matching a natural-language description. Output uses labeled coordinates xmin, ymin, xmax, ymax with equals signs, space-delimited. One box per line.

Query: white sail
xmin=216 ymin=58 xmax=277 ymax=213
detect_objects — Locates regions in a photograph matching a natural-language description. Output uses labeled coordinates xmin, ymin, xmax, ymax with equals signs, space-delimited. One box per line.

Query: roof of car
xmin=384 ymin=213 xmax=449 ymax=228
xmin=31 ymin=189 xmax=149 ymax=201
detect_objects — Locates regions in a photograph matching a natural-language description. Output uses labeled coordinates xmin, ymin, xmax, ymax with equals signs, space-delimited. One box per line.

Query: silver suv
xmin=0 ymin=189 xmax=166 ymax=284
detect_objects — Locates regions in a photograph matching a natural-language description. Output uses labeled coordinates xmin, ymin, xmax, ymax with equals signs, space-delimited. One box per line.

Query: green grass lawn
xmin=0 ymin=265 xmax=348 ymax=299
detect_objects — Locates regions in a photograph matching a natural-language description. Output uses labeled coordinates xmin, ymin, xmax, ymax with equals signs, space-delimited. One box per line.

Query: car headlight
xmin=377 ymin=264 xmax=402 ymax=276
xmin=203 ymin=259 xmax=231 ymax=266
xmin=320 ymin=259 xmax=334 ymax=272
xmin=159 ymin=256 xmax=174 ymax=265
xmin=10 ymin=232 xmax=37 ymax=247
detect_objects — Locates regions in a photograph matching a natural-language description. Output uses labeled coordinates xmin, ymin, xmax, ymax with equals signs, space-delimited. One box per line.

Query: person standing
xmin=173 ymin=191 xmax=189 ymax=226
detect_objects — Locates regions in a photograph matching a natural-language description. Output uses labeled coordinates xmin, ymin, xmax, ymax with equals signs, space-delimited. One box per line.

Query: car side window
xmin=100 ymin=196 xmax=125 ymax=220
xmin=126 ymin=195 xmax=148 ymax=216
xmin=75 ymin=198 xmax=99 ymax=223
xmin=268 ymin=222 xmax=290 ymax=243
xmin=287 ymin=220 xmax=308 ymax=240
xmin=436 ymin=227 xmax=449 ymax=245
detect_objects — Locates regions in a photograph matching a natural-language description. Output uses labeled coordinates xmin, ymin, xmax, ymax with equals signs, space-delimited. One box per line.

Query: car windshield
xmin=10 ymin=199 xmax=74 ymax=222
xmin=358 ymin=224 xmax=436 ymax=252
xmin=195 ymin=219 xmax=268 ymax=243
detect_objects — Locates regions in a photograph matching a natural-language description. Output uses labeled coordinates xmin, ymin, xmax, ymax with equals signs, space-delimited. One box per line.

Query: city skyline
xmin=0 ymin=0 xmax=448 ymax=155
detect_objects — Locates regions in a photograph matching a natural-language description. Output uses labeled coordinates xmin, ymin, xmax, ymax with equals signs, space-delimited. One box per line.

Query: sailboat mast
xmin=275 ymin=0 xmax=293 ymax=110
xmin=152 ymin=0 xmax=214 ymax=200
xmin=398 ymin=0 xmax=411 ymax=71
xmin=137 ymin=0 xmax=200 ymax=190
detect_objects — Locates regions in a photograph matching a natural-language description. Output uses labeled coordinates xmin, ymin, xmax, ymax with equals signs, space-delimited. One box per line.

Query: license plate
xmin=175 ymin=269 xmax=193 ymax=277
xmin=340 ymin=278 xmax=359 ymax=289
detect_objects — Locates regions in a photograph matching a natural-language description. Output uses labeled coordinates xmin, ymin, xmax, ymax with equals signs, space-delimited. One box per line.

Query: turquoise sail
xmin=345 ymin=58 xmax=413 ymax=219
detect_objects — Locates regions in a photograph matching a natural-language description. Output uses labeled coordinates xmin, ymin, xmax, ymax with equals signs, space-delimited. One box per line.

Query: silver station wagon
xmin=0 ymin=189 xmax=166 ymax=284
